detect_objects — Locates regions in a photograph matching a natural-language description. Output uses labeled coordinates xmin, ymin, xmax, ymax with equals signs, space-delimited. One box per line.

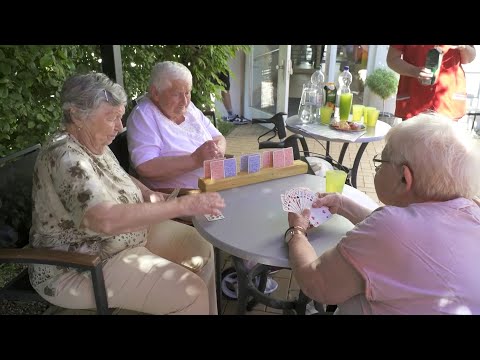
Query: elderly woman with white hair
xmin=127 ymin=61 xmax=227 ymax=192
xmin=29 ymin=72 xmax=225 ymax=315
xmin=287 ymin=112 xmax=480 ymax=314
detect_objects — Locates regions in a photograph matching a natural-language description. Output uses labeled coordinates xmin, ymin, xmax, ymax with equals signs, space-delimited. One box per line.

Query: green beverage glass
xmin=320 ymin=106 xmax=333 ymax=125
xmin=352 ymin=104 xmax=364 ymax=122
xmin=339 ymin=93 xmax=353 ymax=121
xmin=363 ymin=106 xmax=376 ymax=125
xmin=366 ymin=108 xmax=380 ymax=127
xmin=325 ymin=170 xmax=348 ymax=193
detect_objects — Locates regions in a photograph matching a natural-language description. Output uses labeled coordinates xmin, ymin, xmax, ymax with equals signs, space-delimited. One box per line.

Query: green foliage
xmin=0 ymin=45 xmax=101 ymax=157
xmin=365 ymin=68 xmax=398 ymax=100
xmin=121 ymin=45 xmax=250 ymax=115
xmin=0 ymin=45 xmax=249 ymax=157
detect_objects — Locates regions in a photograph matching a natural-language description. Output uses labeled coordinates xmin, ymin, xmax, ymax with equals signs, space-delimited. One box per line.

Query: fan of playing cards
xmin=281 ymin=187 xmax=333 ymax=227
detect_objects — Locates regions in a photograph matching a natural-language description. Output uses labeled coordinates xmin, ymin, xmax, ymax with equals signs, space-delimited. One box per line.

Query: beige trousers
xmin=38 ymin=220 xmax=217 ymax=315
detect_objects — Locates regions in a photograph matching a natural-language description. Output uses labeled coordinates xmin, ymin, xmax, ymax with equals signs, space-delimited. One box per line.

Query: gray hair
xmin=148 ymin=61 xmax=192 ymax=94
xmin=383 ymin=112 xmax=480 ymax=200
xmin=60 ymin=72 xmax=127 ymax=124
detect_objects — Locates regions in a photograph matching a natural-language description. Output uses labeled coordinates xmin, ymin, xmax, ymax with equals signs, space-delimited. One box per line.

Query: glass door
xmin=244 ymin=45 xmax=291 ymax=119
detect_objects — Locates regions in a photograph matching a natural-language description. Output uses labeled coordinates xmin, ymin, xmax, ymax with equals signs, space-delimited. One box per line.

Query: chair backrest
xmin=109 ymin=128 xmax=130 ymax=173
xmin=203 ymin=110 xmax=217 ymax=128
xmin=252 ymin=112 xmax=310 ymax=160
xmin=0 ymin=144 xmax=40 ymax=248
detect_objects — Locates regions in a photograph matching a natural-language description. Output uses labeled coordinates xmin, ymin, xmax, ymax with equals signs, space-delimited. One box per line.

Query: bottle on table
xmin=338 ymin=66 xmax=353 ymax=122
xmin=324 ymin=82 xmax=337 ymax=118
xmin=310 ymin=69 xmax=325 ymax=123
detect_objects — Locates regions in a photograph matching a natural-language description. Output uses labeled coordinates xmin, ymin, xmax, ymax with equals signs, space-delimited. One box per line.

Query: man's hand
xmin=417 ymin=67 xmax=434 ymax=85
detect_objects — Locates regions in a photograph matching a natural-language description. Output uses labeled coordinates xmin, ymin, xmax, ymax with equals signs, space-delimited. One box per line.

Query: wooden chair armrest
xmin=0 ymin=248 xmax=102 ymax=270
xmin=153 ymin=188 xmax=200 ymax=196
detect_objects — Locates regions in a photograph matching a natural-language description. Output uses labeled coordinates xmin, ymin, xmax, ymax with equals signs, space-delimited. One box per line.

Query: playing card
xmin=273 ymin=149 xmax=285 ymax=168
xmin=281 ymin=187 xmax=315 ymax=213
xmin=247 ymin=154 xmax=261 ymax=173
xmin=205 ymin=213 xmax=225 ymax=221
xmin=240 ymin=154 xmax=250 ymax=172
xmin=283 ymin=147 xmax=294 ymax=166
xmin=224 ymin=158 xmax=237 ymax=178
xmin=166 ymin=188 xmax=181 ymax=201
xmin=203 ymin=159 xmax=214 ymax=178
xmin=309 ymin=206 xmax=332 ymax=227
xmin=281 ymin=187 xmax=331 ymax=227
xmin=261 ymin=150 xmax=273 ymax=168
xmin=210 ymin=159 xmax=225 ymax=179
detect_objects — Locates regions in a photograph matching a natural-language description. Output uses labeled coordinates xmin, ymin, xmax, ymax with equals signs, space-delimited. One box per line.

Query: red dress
xmin=392 ymin=45 xmax=467 ymax=120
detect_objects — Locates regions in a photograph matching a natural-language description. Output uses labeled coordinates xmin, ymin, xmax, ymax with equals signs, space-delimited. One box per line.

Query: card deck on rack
xmin=273 ymin=149 xmax=285 ymax=168
xmin=262 ymin=150 xmax=273 ymax=168
xmin=210 ymin=159 xmax=225 ymax=179
xmin=203 ymin=159 xmax=214 ymax=178
xmin=224 ymin=158 xmax=237 ymax=178
xmin=247 ymin=154 xmax=261 ymax=173
xmin=283 ymin=147 xmax=294 ymax=166
xmin=240 ymin=154 xmax=250 ymax=172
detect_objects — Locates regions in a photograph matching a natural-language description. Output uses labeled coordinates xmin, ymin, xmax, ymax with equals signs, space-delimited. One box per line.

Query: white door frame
xmin=243 ymin=45 xmax=291 ymax=120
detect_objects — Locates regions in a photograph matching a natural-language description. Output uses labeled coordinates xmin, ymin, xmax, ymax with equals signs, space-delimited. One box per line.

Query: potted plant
xmin=365 ymin=68 xmax=399 ymax=125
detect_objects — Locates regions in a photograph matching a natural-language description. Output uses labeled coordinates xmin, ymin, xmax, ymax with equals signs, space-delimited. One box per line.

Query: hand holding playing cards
xmin=288 ymin=209 xmax=311 ymax=231
xmin=177 ymin=192 xmax=225 ymax=217
xmin=281 ymin=187 xmax=332 ymax=227
xmin=192 ymin=140 xmax=222 ymax=166
xmin=313 ymin=192 xmax=343 ymax=215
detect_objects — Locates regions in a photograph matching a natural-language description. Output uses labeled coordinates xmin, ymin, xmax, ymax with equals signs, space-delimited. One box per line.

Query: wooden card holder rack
xmin=198 ymin=159 xmax=308 ymax=192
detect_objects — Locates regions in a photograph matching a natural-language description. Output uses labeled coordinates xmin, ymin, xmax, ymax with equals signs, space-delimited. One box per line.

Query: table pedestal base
xmin=231 ymin=256 xmax=310 ymax=315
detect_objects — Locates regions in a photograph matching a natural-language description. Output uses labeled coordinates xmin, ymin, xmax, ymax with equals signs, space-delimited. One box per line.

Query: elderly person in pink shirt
xmin=127 ymin=61 xmax=226 ymax=192
xmin=287 ymin=112 xmax=480 ymax=314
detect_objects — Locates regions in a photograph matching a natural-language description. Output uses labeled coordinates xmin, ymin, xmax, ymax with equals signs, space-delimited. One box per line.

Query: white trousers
xmin=37 ymin=220 xmax=217 ymax=315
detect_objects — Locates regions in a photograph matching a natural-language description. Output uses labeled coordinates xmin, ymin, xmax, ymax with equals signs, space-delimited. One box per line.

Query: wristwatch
xmin=284 ymin=226 xmax=307 ymax=244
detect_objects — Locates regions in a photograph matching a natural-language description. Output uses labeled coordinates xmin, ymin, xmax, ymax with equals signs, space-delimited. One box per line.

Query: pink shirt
xmin=127 ymin=97 xmax=221 ymax=189
xmin=337 ymin=198 xmax=480 ymax=315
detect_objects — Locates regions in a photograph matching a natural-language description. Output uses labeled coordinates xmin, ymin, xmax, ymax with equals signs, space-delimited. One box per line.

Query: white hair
xmin=383 ymin=112 xmax=480 ymax=200
xmin=61 ymin=72 xmax=127 ymax=124
xmin=148 ymin=61 xmax=192 ymax=93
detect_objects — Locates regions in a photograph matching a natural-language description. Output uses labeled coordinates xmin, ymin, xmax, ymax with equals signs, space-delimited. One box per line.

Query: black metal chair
xmin=467 ymin=108 xmax=480 ymax=131
xmin=203 ymin=110 xmax=217 ymax=128
xmin=109 ymin=128 xmax=130 ymax=173
xmin=252 ymin=112 xmax=311 ymax=160
xmin=252 ymin=112 xmax=351 ymax=182
xmin=0 ymin=145 xmax=110 ymax=315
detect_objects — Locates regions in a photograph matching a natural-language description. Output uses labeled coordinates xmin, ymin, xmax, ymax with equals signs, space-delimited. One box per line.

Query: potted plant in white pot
xmin=365 ymin=68 xmax=399 ymax=126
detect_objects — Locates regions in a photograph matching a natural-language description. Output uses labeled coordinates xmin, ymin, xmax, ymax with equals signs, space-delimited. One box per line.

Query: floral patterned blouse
xmin=29 ymin=131 xmax=146 ymax=295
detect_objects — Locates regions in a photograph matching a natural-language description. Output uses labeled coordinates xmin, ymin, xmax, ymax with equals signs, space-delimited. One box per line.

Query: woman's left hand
xmin=288 ymin=209 xmax=310 ymax=230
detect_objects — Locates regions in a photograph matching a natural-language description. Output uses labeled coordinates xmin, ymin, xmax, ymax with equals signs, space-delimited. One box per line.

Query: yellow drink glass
xmin=352 ymin=104 xmax=364 ymax=122
xmin=325 ymin=170 xmax=348 ymax=193
xmin=366 ymin=108 xmax=380 ymax=127
xmin=363 ymin=106 xmax=376 ymax=125
xmin=320 ymin=106 xmax=334 ymax=125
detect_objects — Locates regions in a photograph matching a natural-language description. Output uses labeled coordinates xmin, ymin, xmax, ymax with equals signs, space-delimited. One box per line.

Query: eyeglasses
xmin=104 ymin=89 xmax=109 ymax=102
xmin=373 ymin=153 xmax=390 ymax=171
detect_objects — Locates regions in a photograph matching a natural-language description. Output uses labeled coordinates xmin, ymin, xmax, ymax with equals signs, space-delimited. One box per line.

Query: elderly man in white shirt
xmin=127 ymin=61 xmax=227 ymax=192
